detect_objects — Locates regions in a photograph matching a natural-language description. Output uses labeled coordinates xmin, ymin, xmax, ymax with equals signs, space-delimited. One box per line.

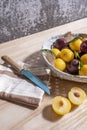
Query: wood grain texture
xmin=0 ymin=18 xmax=87 ymax=130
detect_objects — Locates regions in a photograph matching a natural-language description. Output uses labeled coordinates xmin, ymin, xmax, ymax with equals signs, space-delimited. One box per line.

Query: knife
xmin=1 ymin=55 xmax=50 ymax=95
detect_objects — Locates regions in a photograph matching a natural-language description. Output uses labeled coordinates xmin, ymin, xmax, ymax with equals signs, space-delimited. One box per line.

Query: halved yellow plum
xmin=68 ymin=87 xmax=86 ymax=105
xmin=52 ymin=96 xmax=71 ymax=115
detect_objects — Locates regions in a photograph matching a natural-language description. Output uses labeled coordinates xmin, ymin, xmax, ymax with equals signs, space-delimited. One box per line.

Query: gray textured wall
xmin=0 ymin=0 xmax=87 ymax=43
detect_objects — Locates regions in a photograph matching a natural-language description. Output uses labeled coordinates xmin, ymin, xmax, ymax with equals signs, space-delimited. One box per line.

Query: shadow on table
xmin=42 ymin=104 xmax=62 ymax=122
xmin=41 ymin=103 xmax=78 ymax=121
xmin=24 ymin=50 xmax=47 ymax=68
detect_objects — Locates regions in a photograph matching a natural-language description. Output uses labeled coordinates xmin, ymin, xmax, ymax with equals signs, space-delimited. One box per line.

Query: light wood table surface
xmin=0 ymin=18 xmax=87 ymax=130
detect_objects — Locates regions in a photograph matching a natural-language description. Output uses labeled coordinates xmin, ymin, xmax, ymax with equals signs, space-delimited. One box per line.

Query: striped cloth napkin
xmin=0 ymin=64 xmax=49 ymax=107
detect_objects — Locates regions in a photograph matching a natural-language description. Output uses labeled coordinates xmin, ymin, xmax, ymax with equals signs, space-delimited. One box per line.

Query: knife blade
xmin=1 ymin=55 xmax=50 ymax=95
